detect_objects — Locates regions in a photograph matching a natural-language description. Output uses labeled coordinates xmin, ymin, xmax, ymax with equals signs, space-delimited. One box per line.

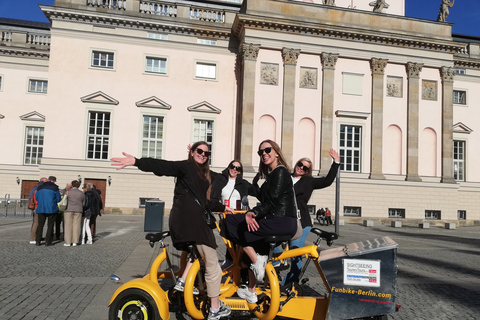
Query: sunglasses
xmin=257 ymin=147 xmax=272 ymax=156
xmin=229 ymin=164 xmax=242 ymax=172
xmin=195 ymin=148 xmax=211 ymax=157
xmin=297 ymin=162 xmax=310 ymax=172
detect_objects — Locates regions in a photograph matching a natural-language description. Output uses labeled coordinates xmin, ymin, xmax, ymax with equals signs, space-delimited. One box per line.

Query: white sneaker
xmin=207 ymin=300 xmax=231 ymax=320
xmin=173 ymin=279 xmax=199 ymax=295
xmin=29 ymin=241 xmax=36 ymax=244
xmin=87 ymin=240 xmax=93 ymax=245
xmin=72 ymin=243 xmax=77 ymax=247
xmin=63 ymin=243 xmax=71 ymax=247
xmin=250 ymin=254 xmax=267 ymax=282
xmin=237 ymin=285 xmax=257 ymax=303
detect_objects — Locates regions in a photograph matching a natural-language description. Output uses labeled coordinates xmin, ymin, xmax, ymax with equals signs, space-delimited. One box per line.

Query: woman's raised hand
xmin=330 ymin=149 xmax=340 ymax=163
xmin=110 ymin=152 xmax=135 ymax=170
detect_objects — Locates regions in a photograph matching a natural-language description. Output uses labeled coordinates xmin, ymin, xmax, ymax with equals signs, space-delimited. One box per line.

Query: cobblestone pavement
xmin=1 ymin=214 xmax=479 ymax=319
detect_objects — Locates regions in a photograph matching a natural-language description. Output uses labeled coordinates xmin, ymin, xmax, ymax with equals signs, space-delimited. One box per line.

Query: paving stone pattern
xmin=1 ymin=215 xmax=479 ymax=319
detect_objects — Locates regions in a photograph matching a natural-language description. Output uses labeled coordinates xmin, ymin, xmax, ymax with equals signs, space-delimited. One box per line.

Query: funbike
xmin=108 ymin=212 xmax=400 ymax=320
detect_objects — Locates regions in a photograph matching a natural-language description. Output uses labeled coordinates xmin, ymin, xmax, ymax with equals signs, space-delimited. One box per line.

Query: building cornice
xmin=41 ymin=6 xmax=233 ymax=40
xmin=233 ymin=14 xmax=465 ymax=55
xmin=0 ymin=47 xmax=49 ymax=59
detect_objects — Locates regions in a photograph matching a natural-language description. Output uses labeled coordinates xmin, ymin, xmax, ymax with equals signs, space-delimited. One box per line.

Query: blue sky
xmin=0 ymin=0 xmax=478 ymax=37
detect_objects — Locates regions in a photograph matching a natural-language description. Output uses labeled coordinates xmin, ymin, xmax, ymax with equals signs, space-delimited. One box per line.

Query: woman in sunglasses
xmin=211 ymin=160 xmax=253 ymax=269
xmin=280 ymin=148 xmax=340 ymax=286
xmin=221 ymin=139 xmax=297 ymax=304
xmin=110 ymin=141 xmax=232 ymax=320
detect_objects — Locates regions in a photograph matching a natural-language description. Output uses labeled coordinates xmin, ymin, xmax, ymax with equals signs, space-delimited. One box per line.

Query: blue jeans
xmin=273 ymin=226 xmax=312 ymax=285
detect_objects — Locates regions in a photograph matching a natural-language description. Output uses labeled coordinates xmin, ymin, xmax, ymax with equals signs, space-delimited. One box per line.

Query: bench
xmin=363 ymin=220 xmax=374 ymax=227
xmin=445 ymin=222 xmax=456 ymax=230
xmin=419 ymin=222 xmax=430 ymax=229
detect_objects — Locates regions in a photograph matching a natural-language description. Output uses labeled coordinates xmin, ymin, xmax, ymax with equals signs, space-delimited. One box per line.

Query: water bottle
xmin=241 ymin=195 xmax=249 ymax=211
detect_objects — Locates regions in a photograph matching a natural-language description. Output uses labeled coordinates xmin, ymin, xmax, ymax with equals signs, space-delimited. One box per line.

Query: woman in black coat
xmin=221 ymin=139 xmax=297 ymax=304
xmin=111 ymin=141 xmax=231 ymax=319
xmin=280 ymin=148 xmax=340 ymax=285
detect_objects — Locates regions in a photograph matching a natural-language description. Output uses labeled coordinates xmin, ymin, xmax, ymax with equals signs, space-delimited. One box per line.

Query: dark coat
xmin=251 ymin=165 xmax=296 ymax=220
xmin=135 ymin=158 xmax=223 ymax=250
xmin=83 ymin=190 xmax=99 ymax=218
xmin=210 ymin=168 xmax=253 ymax=211
xmin=294 ymin=162 xmax=340 ymax=228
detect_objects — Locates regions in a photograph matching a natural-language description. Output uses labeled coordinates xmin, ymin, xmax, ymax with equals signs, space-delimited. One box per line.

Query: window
xmin=24 ymin=127 xmax=44 ymax=165
xmin=145 ymin=57 xmax=167 ymax=74
xmin=86 ymin=111 xmax=110 ymax=160
xmin=344 ymin=206 xmax=361 ymax=217
xmin=197 ymin=39 xmax=217 ymax=46
xmin=193 ymin=119 xmax=214 ymax=155
xmin=339 ymin=125 xmax=361 ymax=172
xmin=195 ymin=62 xmax=217 ymax=80
xmin=147 ymin=33 xmax=168 ymax=40
xmin=389 ymin=208 xmax=405 ymax=218
xmin=457 ymin=210 xmax=466 ymax=220
xmin=453 ymin=90 xmax=466 ymax=105
xmin=92 ymin=51 xmax=114 ymax=68
xmin=425 ymin=210 xmax=441 ymax=220
xmin=142 ymin=116 xmax=164 ymax=158
xmin=28 ymin=79 xmax=48 ymax=93
xmin=455 ymin=69 xmax=466 ymax=75
xmin=453 ymin=140 xmax=465 ymax=181
xmin=139 ymin=197 xmax=158 ymax=208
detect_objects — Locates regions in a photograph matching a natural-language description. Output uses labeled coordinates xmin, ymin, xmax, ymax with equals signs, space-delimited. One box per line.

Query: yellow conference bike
xmin=108 ymin=211 xmax=400 ymax=320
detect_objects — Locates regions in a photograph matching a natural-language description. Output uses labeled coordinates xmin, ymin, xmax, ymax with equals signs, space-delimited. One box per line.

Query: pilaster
xmin=405 ymin=62 xmax=423 ymax=182
xmin=239 ymin=43 xmax=260 ymax=171
xmin=369 ymin=58 xmax=388 ymax=180
xmin=440 ymin=66 xmax=456 ymax=184
xmin=320 ymin=53 xmax=338 ymax=174
xmin=281 ymin=48 xmax=300 ymax=167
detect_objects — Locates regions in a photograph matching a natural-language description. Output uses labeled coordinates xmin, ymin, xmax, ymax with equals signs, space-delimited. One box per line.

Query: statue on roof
xmin=323 ymin=0 xmax=335 ymax=5
xmin=437 ymin=0 xmax=455 ymax=22
xmin=373 ymin=0 xmax=385 ymax=13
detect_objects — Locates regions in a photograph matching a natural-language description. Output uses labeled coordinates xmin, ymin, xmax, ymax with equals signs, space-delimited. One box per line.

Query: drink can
xmin=224 ymin=199 xmax=230 ymax=208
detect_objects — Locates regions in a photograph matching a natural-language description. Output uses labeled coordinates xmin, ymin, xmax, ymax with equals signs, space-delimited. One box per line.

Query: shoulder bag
xmin=179 ymin=179 xmax=217 ymax=229
xmin=291 ymin=185 xmax=303 ymax=241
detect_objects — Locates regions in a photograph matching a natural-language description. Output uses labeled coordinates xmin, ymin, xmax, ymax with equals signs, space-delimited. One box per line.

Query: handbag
xmin=291 ymin=186 xmax=302 ymax=241
xmin=180 ymin=179 xmax=217 ymax=229
xmin=28 ymin=192 xmax=36 ymax=210
xmin=58 ymin=192 xmax=68 ymax=212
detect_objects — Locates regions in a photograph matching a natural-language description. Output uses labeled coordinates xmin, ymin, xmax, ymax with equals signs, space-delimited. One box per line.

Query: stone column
xmin=281 ymin=48 xmax=300 ymax=167
xmin=369 ymin=58 xmax=388 ymax=180
xmin=239 ymin=43 xmax=260 ymax=170
xmin=405 ymin=62 xmax=423 ymax=182
xmin=440 ymin=67 xmax=456 ymax=184
xmin=320 ymin=53 xmax=339 ymax=174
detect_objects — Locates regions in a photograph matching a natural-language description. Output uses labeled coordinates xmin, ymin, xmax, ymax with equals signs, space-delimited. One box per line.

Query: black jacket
xmin=251 ymin=165 xmax=296 ymax=220
xmin=211 ymin=168 xmax=253 ymax=211
xmin=294 ymin=162 xmax=340 ymax=228
xmin=135 ymin=158 xmax=223 ymax=249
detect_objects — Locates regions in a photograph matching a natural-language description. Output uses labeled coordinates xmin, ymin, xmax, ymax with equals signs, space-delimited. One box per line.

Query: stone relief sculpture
xmin=260 ymin=63 xmax=278 ymax=85
xmin=300 ymin=68 xmax=317 ymax=89
xmin=437 ymin=0 xmax=455 ymax=22
xmin=422 ymin=80 xmax=437 ymax=101
xmin=322 ymin=0 xmax=335 ymax=5
xmin=387 ymin=77 xmax=402 ymax=98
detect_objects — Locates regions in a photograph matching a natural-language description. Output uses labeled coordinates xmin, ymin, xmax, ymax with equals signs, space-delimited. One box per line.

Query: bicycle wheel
xmin=108 ymin=288 xmax=160 ymax=320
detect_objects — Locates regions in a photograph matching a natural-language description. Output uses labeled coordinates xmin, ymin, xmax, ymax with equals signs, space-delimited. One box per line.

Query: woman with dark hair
xmin=221 ymin=139 xmax=297 ymax=304
xmin=279 ymin=149 xmax=339 ymax=285
xmin=111 ymin=141 xmax=231 ymax=320
xmin=211 ymin=159 xmax=253 ymax=268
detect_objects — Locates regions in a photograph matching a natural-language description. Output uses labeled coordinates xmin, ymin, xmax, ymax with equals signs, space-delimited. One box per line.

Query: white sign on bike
xmin=343 ymin=259 xmax=381 ymax=287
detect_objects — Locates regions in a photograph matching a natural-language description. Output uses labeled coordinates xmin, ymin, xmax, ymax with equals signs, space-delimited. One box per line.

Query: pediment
xmin=187 ymin=101 xmax=221 ymax=114
xmin=80 ymin=91 xmax=119 ymax=105
xmin=136 ymin=96 xmax=171 ymax=109
xmin=453 ymin=122 xmax=473 ymax=134
xmin=19 ymin=111 xmax=45 ymax=122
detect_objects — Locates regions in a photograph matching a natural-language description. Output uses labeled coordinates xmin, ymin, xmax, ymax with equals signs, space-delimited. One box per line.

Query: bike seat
xmin=311 ymin=228 xmax=338 ymax=242
xmin=145 ymin=231 xmax=170 ymax=242
xmin=264 ymin=234 xmax=292 ymax=244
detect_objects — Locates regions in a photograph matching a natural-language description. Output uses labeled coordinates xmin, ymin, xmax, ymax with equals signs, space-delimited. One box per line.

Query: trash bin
xmin=144 ymin=199 xmax=164 ymax=232
xmin=320 ymin=236 xmax=398 ymax=320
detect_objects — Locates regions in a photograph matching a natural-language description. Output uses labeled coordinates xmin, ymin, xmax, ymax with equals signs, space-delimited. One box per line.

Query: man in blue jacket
xmin=35 ymin=176 xmax=61 ymax=246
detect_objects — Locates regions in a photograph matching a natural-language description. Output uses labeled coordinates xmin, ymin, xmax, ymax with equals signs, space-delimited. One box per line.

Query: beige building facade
xmin=1 ymin=0 xmax=480 ymax=224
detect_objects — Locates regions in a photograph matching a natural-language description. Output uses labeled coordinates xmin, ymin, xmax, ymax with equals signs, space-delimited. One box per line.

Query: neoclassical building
xmin=1 ymin=0 xmax=479 ymax=224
